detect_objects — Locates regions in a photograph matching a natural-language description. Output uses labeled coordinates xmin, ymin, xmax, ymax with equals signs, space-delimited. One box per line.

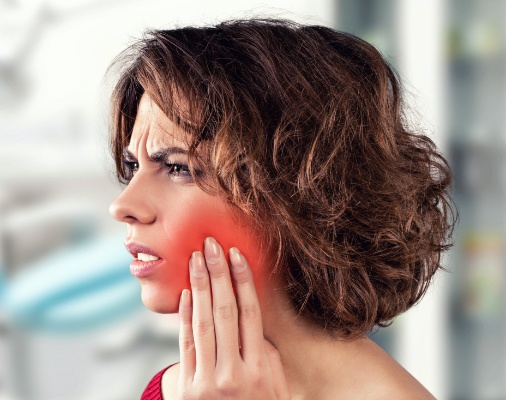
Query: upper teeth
xmin=138 ymin=253 xmax=160 ymax=262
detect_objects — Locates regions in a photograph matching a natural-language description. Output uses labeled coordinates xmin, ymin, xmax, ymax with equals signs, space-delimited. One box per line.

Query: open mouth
xmin=125 ymin=243 xmax=162 ymax=262
xmin=126 ymin=245 xmax=164 ymax=278
xmin=137 ymin=253 xmax=160 ymax=262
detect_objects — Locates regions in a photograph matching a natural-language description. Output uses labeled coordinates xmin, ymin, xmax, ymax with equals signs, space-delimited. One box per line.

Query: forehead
xmin=127 ymin=94 xmax=189 ymax=153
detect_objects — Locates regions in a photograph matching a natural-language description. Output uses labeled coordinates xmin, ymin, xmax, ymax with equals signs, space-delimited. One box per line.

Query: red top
xmin=140 ymin=364 xmax=176 ymax=400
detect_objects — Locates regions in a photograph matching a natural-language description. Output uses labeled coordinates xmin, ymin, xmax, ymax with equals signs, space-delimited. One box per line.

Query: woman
xmin=108 ymin=19 xmax=455 ymax=399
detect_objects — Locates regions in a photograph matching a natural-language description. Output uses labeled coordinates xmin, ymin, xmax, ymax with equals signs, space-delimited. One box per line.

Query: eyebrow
xmin=123 ymin=147 xmax=188 ymax=162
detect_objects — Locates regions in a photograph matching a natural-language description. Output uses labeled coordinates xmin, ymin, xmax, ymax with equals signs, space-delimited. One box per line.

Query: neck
xmin=257 ymin=273 xmax=370 ymax=400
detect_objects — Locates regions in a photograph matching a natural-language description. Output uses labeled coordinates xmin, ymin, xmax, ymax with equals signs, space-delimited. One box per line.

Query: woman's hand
xmin=177 ymin=236 xmax=291 ymax=399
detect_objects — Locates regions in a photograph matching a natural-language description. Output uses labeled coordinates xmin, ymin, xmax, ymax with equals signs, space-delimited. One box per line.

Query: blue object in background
xmin=0 ymin=266 xmax=5 ymax=304
xmin=2 ymin=235 xmax=141 ymax=332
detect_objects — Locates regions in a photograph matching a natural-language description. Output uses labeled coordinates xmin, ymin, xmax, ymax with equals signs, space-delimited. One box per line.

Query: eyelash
xmin=165 ymin=162 xmax=192 ymax=177
xmin=122 ymin=160 xmax=138 ymax=180
xmin=122 ymin=160 xmax=194 ymax=181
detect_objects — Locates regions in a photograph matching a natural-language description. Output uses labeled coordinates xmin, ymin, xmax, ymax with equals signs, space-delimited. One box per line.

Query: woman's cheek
xmin=161 ymin=199 xmax=267 ymax=293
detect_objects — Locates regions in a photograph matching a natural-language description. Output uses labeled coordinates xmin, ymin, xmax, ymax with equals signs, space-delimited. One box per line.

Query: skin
xmin=110 ymin=94 xmax=437 ymax=400
xmin=109 ymin=94 xmax=273 ymax=313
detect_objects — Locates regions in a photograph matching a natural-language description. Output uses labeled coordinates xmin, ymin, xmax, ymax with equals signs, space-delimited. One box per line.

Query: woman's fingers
xmin=229 ymin=247 xmax=265 ymax=363
xmin=204 ymin=237 xmax=240 ymax=368
xmin=189 ymin=251 xmax=216 ymax=375
xmin=178 ymin=289 xmax=196 ymax=381
xmin=179 ymin=238 xmax=290 ymax=399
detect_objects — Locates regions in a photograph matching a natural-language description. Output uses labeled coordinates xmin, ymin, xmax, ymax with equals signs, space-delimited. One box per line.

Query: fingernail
xmin=204 ymin=237 xmax=220 ymax=264
xmin=229 ymin=247 xmax=245 ymax=272
xmin=191 ymin=251 xmax=205 ymax=276
xmin=180 ymin=289 xmax=192 ymax=307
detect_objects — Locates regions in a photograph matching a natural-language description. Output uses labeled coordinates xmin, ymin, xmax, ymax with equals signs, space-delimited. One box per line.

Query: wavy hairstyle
xmin=109 ymin=19 xmax=456 ymax=338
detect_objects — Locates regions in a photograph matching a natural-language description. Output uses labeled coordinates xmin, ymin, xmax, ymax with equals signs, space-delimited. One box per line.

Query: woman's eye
xmin=165 ymin=162 xmax=192 ymax=178
xmin=122 ymin=160 xmax=139 ymax=179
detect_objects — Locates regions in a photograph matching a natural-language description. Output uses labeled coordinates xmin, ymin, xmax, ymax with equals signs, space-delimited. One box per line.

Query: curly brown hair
xmin=109 ymin=19 xmax=456 ymax=339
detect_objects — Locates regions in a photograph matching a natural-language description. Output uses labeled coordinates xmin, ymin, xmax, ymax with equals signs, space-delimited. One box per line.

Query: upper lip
xmin=125 ymin=242 xmax=161 ymax=259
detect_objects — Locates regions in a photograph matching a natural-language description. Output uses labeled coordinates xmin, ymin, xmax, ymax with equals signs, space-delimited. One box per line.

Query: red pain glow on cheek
xmin=158 ymin=194 xmax=266 ymax=296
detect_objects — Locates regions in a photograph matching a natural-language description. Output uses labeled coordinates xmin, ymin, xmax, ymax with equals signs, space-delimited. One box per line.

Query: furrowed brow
xmin=122 ymin=147 xmax=188 ymax=161
xmin=123 ymin=148 xmax=137 ymax=160
xmin=148 ymin=147 xmax=189 ymax=162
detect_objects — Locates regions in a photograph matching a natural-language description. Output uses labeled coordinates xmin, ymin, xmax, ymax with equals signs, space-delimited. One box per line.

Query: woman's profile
xmin=108 ymin=19 xmax=455 ymax=399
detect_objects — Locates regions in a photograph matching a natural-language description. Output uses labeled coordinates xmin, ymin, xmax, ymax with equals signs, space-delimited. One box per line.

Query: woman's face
xmin=109 ymin=94 xmax=270 ymax=313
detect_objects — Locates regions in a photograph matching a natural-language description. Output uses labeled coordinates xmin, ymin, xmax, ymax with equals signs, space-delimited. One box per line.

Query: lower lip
xmin=130 ymin=259 xmax=163 ymax=278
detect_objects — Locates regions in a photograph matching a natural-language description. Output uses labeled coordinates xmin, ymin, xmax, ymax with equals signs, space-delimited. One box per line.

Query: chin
xmin=140 ymin=285 xmax=181 ymax=314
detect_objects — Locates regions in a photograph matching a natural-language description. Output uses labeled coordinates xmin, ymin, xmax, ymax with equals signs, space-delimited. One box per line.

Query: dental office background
xmin=1 ymin=0 xmax=505 ymax=399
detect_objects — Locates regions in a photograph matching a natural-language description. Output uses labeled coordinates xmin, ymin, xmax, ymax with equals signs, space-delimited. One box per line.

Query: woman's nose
xmin=109 ymin=177 xmax=156 ymax=224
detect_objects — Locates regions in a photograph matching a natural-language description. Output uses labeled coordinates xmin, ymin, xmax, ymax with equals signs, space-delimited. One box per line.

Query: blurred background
xmin=0 ymin=0 xmax=505 ymax=399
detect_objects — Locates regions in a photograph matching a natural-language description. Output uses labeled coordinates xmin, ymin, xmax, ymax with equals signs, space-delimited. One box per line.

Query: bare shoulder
xmin=356 ymin=340 xmax=437 ymax=400
xmin=370 ymin=376 xmax=437 ymax=400
xmin=317 ymin=337 xmax=437 ymax=400
xmin=160 ymin=362 xmax=180 ymax=400
xmin=368 ymin=373 xmax=437 ymax=400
